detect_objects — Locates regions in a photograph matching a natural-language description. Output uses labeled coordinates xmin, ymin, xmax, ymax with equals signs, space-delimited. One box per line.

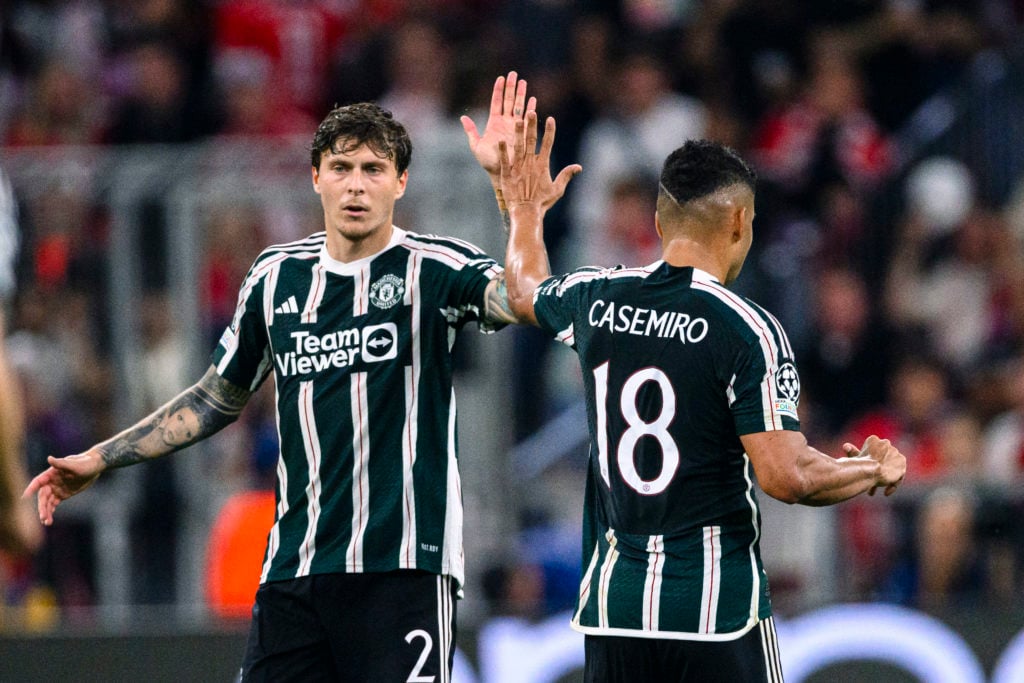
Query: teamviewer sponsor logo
xmin=274 ymin=323 xmax=398 ymax=376
xmin=361 ymin=323 xmax=397 ymax=362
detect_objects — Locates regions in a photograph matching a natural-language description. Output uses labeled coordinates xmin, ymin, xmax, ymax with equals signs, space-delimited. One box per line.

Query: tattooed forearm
xmin=98 ymin=367 xmax=252 ymax=468
xmin=500 ymin=208 xmax=511 ymax=234
xmin=484 ymin=273 xmax=518 ymax=325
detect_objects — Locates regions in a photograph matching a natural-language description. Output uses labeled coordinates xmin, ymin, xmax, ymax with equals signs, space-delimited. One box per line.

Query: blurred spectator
xmin=795 ymin=266 xmax=892 ymax=439
xmin=569 ymin=49 xmax=706 ymax=267
xmin=4 ymin=59 xmax=105 ymax=146
xmin=212 ymin=0 xmax=349 ymax=119
xmin=854 ymin=1 xmax=988 ymax=131
xmin=935 ymin=410 xmax=987 ymax=482
xmin=377 ymin=18 xmax=454 ymax=142
xmin=212 ymin=49 xmax=315 ymax=139
xmin=886 ymin=199 xmax=1008 ymax=374
xmin=105 ymin=39 xmax=216 ymax=144
xmin=983 ymin=357 xmax=1024 ymax=482
xmin=909 ymin=486 xmax=986 ymax=609
xmin=200 ymin=205 xmax=267 ymax=345
xmin=838 ymin=354 xmax=958 ymax=600
xmin=749 ymin=37 xmax=893 ymax=212
xmin=585 ymin=176 xmax=660 ymax=268
xmin=844 ymin=354 xmax=956 ymax=483
xmin=482 ymin=561 xmax=546 ymax=622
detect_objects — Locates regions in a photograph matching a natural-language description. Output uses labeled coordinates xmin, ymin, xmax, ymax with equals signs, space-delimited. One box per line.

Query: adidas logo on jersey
xmin=275 ymin=296 xmax=299 ymax=315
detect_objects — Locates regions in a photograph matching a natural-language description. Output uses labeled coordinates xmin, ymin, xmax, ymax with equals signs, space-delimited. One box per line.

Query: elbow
xmin=509 ymin=294 xmax=535 ymax=324
xmin=507 ymin=280 xmax=539 ymax=325
xmin=759 ymin=472 xmax=811 ymax=505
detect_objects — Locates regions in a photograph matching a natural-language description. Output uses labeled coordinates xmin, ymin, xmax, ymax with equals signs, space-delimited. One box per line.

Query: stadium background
xmin=2 ymin=1 xmax=1024 ymax=680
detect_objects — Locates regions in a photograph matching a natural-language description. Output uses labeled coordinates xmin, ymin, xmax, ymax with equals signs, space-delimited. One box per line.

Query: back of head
xmin=310 ymin=103 xmax=413 ymax=173
xmin=657 ymin=140 xmax=756 ymax=219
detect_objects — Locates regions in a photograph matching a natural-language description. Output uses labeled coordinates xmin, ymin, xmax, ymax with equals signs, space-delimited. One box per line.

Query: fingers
xmin=513 ymin=75 xmax=527 ymax=117
xmin=503 ymin=71 xmax=519 ymax=116
xmin=491 ymin=74 xmax=506 ymax=116
xmin=527 ymin=96 xmax=537 ymax=115
xmin=538 ymin=116 xmax=556 ymax=162
xmin=513 ymin=117 xmax=526 ymax=162
xmin=524 ymin=111 xmax=539 ymax=156
xmin=842 ymin=442 xmax=860 ymax=457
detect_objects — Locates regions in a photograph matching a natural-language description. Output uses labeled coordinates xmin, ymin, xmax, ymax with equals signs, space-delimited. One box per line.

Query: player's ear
xmin=654 ymin=211 xmax=664 ymax=239
xmin=730 ymin=205 xmax=747 ymax=243
xmin=394 ymin=169 xmax=408 ymax=199
xmin=312 ymin=166 xmax=321 ymax=194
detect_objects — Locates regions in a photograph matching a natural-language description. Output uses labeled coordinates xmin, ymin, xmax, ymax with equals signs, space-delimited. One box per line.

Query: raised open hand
xmin=499 ymin=111 xmax=582 ymax=212
xmin=461 ymin=71 xmax=537 ymax=178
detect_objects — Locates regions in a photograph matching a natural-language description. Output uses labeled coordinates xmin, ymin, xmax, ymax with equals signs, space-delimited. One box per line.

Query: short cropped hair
xmin=658 ymin=140 xmax=756 ymax=205
xmin=310 ymin=103 xmax=413 ymax=174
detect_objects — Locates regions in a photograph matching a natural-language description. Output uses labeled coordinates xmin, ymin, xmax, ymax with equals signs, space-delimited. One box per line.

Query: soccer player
xmin=497 ymin=114 xmax=907 ymax=682
xmin=24 ymin=73 xmax=534 ymax=681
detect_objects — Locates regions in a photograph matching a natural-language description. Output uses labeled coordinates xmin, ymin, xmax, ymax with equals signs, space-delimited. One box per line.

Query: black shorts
xmin=240 ymin=570 xmax=457 ymax=683
xmin=584 ymin=616 xmax=784 ymax=683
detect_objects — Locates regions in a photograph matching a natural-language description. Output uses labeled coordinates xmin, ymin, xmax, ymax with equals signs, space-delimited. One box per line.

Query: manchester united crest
xmin=369 ymin=274 xmax=405 ymax=310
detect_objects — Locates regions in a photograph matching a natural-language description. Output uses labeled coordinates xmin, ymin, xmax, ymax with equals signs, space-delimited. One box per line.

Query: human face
xmin=312 ymin=141 xmax=408 ymax=260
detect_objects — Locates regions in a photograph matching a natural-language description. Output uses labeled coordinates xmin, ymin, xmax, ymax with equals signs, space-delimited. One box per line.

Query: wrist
xmin=507 ymin=199 xmax=543 ymax=215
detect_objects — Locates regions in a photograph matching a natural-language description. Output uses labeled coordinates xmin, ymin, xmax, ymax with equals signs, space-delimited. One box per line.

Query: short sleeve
xmin=412 ymin=233 xmax=505 ymax=334
xmin=532 ymin=268 xmax=605 ymax=349
xmin=211 ymin=263 xmax=273 ymax=392
xmin=729 ymin=331 xmax=801 ymax=436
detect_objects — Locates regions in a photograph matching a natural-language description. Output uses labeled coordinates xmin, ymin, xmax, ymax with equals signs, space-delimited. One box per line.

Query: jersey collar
xmin=318 ymin=226 xmax=408 ymax=276
xmin=690 ymin=267 xmax=721 ymax=284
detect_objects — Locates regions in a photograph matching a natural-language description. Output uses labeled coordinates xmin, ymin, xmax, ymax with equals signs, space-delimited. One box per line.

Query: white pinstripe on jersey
xmin=399 ymin=250 xmax=422 ymax=569
xmin=296 ymin=380 xmax=323 ymax=576
xmin=690 ymin=271 xmax=786 ymax=430
xmin=347 ymin=371 xmax=371 ymax=571
xmin=301 ymin=262 xmax=326 ymax=324
xmin=642 ymin=535 xmax=665 ymax=631
xmin=699 ymin=526 xmax=722 ymax=634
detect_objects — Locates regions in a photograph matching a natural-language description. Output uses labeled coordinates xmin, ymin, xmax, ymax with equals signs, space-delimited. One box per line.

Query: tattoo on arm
xmin=98 ymin=367 xmax=252 ymax=468
xmin=483 ymin=273 xmax=518 ymax=325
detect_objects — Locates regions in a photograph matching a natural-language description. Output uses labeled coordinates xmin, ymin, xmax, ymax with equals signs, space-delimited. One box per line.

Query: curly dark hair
xmin=658 ymin=140 xmax=756 ymax=205
xmin=310 ymin=103 xmax=413 ymax=173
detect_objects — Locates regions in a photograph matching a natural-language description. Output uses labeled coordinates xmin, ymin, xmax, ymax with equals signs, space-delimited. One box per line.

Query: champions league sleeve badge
xmin=773 ymin=362 xmax=800 ymax=418
xmin=370 ymin=274 xmax=405 ymax=310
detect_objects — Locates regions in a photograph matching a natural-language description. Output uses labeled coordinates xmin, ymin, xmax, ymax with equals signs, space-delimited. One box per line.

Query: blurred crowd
xmin=3 ymin=0 xmax=1024 ymax=627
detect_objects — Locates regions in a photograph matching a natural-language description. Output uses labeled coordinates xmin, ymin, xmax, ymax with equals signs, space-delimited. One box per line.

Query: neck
xmin=324 ymin=223 xmax=394 ymax=263
xmin=661 ymin=236 xmax=730 ymax=282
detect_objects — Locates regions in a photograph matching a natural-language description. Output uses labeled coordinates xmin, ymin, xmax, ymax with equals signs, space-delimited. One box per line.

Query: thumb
xmin=553 ymin=164 xmax=583 ymax=194
xmin=460 ymin=115 xmax=480 ymax=147
xmin=842 ymin=442 xmax=861 ymax=457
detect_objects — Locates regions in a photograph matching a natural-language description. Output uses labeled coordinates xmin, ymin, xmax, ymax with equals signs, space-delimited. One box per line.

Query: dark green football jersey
xmin=533 ymin=263 xmax=801 ymax=640
xmin=212 ymin=228 xmax=502 ymax=590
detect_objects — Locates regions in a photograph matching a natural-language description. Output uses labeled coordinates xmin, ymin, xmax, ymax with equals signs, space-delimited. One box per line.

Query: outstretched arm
xmin=24 ymin=366 xmax=252 ymax=525
xmin=461 ymin=71 xmax=536 ymax=194
xmin=466 ymin=72 xmax=539 ymax=326
xmin=742 ymin=432 xmax=906 ymax=506
xmin=498 ymin=112 xmax=582 ymax=325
